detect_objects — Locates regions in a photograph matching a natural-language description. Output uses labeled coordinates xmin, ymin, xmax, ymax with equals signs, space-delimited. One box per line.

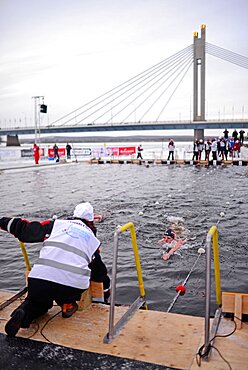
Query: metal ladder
xmin=202 ymin=225 xmax=222 ymax=360
xmin=104 ymin=222 xmax=147 ymax=343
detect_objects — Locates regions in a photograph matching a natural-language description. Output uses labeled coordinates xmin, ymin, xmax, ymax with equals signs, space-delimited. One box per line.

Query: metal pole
xmin=203 ymin=233 xmax=212 ymax=355
xmin=107 ymin=229 xmax=120 ymax=342
xmin=34 ymin=97 xmax=37 ymax=144
xmin=32 ymin=95 xmax=44 ymax=144
xmin=38 ymin=103 xmax=41 ymax=144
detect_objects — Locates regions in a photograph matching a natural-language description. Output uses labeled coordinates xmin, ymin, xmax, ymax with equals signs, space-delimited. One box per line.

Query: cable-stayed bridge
xmin=1 ymin=25 xmax=248 ymax=140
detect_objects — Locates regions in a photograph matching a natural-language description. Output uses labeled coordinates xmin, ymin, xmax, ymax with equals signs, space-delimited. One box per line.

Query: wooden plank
xmin=235 ymin=294 xmax=242 ymax=329
xmin=222 ymin=292 xmax=248 ymax=315
xmin=1 ymin=290 xmax=247 ymax=370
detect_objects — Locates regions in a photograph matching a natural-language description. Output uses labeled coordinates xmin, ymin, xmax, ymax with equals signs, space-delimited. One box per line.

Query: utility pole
xmin=193 ymin=24 xmax=206 ymax=141
xmin=32 ymin=96 xmax=47 ymax=144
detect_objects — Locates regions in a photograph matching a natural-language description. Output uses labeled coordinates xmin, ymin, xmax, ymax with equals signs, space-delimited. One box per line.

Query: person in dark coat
xmin=53 ymin=144 xmax=60 ymax=161
xmin=137 ymin=145 xmax=143 ymax=159
xmin=0 ymin=202 xmax=110 ymax=337
xmin=66 ymin=143 xmax=72 ymax=159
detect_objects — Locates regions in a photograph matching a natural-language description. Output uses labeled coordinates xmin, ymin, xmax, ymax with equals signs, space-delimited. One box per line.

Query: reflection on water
xmin=0 ymin=162 xmax=247 ymax=316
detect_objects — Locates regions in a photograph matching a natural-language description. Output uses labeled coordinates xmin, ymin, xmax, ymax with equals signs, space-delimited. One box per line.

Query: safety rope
xmin=167 ymin=247 xmax=205 ymax=312
xmin=166 ymin=208 xmax=227 ymax=313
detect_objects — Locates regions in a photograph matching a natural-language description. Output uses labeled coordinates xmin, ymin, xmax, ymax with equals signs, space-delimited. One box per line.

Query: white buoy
xmin=220 ymin=212 xmax=225 ymax=217
xmin=198 ymin=247 xmax=205 ymax=254
xmin=226 ymin=201 xmax=230 ymax=205
xmin=52 ymin=215 xmax=57 ymax=220
xmin=138 ymin=211 xmax=144 ymax=216
xmin=230 ymin=194 xmax=234 ymax=197
xmin=22 ymin=202 xmax=26 ymax=206
xmin=155 ymin=201 xmax=159 ymax=205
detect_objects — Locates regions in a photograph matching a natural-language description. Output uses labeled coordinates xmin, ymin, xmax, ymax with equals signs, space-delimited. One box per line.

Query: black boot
xmin=5 ymin=309 xmax=25 ymax=337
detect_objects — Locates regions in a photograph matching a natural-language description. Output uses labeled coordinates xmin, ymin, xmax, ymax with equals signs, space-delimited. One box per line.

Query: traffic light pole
xmin=32 ymin=96 xmax=44 ymax=144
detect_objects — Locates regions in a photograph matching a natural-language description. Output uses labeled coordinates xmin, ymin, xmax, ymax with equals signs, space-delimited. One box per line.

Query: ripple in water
xmin=0 ymin=163 xmax=247 ymax=316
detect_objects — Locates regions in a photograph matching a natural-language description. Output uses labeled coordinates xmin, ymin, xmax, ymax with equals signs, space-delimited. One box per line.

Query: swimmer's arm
xmin=162 ymin=239 xmax=184 ymax=261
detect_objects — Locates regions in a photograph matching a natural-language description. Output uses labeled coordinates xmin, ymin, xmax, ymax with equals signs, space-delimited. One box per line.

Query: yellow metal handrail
xmin=104 ymin=222 xmax=147 ymax=343
xmin=119 ymin=222 xmax=146 ymax=299
xmin=19 ymin=241 xmax=31 ymax=271
xmin=202 ymin=225 xmax=222 ymax=359
xmin=207 ymin=226 xmax=221 ymax=305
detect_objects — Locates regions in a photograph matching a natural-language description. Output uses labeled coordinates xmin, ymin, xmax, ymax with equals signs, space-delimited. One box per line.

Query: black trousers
xmin=14 ymin=277 xmax=84 ymax=327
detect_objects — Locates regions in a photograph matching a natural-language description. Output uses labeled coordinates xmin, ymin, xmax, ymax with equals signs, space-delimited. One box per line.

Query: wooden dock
xmin=89 ymin=158 xmax=248 ymax=166
xmin=0 ymin=290 xmax=247 ymax=369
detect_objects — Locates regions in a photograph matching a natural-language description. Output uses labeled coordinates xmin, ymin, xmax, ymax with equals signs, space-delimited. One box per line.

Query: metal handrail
xmin=104 ymin=222 xmax=147 ymax=344
xmin=19 ymin=241 xmax=31 ymax=271
xmin=202 ymin=225 xmax=222 ymax=359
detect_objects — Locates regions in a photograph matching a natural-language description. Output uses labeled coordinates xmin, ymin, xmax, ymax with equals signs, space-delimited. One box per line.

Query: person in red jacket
xmin=33 ymin=143 xmax=40 ymax=165
xmin=0 ymin=202 xmax=110 ymax=337
xmin=233 ymin=139 xmax=241 ymax=158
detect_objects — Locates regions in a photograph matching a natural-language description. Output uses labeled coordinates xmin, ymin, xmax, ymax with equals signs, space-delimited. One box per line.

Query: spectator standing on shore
xmin=220 ymin=138 xmax=226 ymax=161
xmin=205 ymin=139 xmax=211 ymax=161
xmin=33 ymin=143 xmax=40 ymax=165
xmin=232 ymin=129 xmax=238 ymax=141
xmin=66 ymin=143 xmax=72 ymax=159
xmin=224 ymin=139 xmax=231 ymax=160
xmin=233 ymin=139 xmax=240 ymax=158
xmin=198 ymin=139 xmax=204 ymax=160
xmin=137 ymin=144 xmax=143 ymax=159
xmin=192 ymin=140 xmax=199 ymax=160
xmin=239 ymin=130 xmax=245 ymax=145
xmin=167 ymin=139 xmax=175 ymax=160
xmin=223 ymin=129 xmax=229 ymax=139
xmin=211 ymin=138 xmax=217 ymax=160
xmin=53 ymin=144 xmax=60 ymax=162
xmin=229 ymin=138 xmax=235 ymax=159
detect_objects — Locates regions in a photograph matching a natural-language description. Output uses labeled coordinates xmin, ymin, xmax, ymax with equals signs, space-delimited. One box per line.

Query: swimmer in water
xmin=94 ymin=214 xmax=104 ymax=223
xmin=158 ymin=228 xmax=185 ymax=261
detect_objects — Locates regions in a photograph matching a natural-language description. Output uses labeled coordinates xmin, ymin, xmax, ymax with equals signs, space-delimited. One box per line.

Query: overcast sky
xmin=0 ymin=0 xmax=248 ymax=128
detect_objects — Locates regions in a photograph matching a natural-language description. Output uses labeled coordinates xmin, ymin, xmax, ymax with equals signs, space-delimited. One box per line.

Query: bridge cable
xmin=48 ymin=45 xmax=193 ymax=127
xmin=77 ymin=48 xmax=193 ymax=125
xmin=155 ymin=59 xmax=193 ymax=121
xmin=61 ymin=46 xmax=193 ymax=126
xmin=99 ymin=50 xmax=194 ymax=124
xmin=134 ymin=55 xmax=193 ymax=122
xmin=206 ymin=42 xmax=248 ymax=69
xmin=120 ymin=53 xmax=193 ymax=123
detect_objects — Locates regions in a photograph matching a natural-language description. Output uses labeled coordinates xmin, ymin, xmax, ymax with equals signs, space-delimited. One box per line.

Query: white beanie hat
xmin=73 ymin=202 xmax=94 ymax=221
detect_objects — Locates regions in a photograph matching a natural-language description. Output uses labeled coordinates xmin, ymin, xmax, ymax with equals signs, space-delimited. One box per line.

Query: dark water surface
xmin=0 ymin=162 xmax=247 ymax=317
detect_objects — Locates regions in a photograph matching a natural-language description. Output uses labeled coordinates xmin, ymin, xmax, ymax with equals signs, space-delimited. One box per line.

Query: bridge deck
xmin=0 ymin=290 xmax=247 ymax=370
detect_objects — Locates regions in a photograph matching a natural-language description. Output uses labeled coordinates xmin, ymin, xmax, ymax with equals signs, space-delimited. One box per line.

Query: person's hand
xmin=162 ymin=252 xmax=171 ymax=261
xmin=94 ymin=214 xmax=103 ymax=222
xmin=104 ymin=288 xmax=111 ymax=303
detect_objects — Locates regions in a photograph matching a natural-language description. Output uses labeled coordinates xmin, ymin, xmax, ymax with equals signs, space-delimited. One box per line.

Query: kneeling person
xmin=0 ymin=202 xmax=110 ymax=337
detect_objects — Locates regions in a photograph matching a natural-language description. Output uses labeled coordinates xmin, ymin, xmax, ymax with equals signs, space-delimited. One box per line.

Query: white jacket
xmin=29 ymin=219 xmax=100 ymax=289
